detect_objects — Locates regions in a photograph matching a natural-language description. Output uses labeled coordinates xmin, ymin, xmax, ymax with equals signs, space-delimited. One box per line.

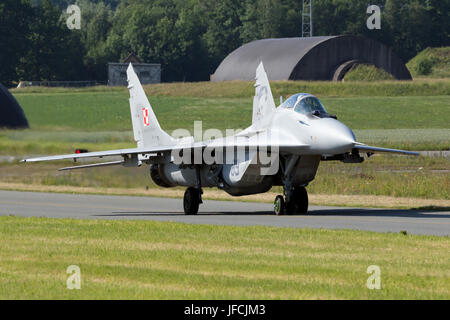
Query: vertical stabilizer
xmin=252 ymin=62 xmax=276 ymax=130
xmin=127 ymin=64 xmax=174 ymax=148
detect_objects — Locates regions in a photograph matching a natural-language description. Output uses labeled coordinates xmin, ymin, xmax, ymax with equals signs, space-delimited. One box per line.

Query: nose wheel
xmin=274 ymin=186 xmax=309 ymax=215
xmin=184 ymin=187 xmax=202 ymax=215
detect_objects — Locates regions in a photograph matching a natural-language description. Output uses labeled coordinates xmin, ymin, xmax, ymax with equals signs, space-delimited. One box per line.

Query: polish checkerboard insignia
xmin=142 ymin=107 xmax=150 ymax=127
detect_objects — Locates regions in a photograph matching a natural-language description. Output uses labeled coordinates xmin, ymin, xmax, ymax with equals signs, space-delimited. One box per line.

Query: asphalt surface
xmin=0 ymin=190 xmax=448 ymax=236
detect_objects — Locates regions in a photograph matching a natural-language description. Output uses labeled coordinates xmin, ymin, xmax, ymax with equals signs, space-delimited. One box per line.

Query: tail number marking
xmin=142 ymin=107 xmax=150 ymax=127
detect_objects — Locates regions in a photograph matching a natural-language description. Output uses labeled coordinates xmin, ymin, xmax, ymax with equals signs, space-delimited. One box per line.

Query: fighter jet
xmin=23 ymin=63 xmax=418 ymax=215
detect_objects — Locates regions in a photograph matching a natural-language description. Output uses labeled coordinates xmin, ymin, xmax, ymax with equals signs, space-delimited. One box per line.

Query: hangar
xmin=0 ymin=83 xmax=28 ymax=129
xmin=212 ymin=35 xmax=412 ymax=82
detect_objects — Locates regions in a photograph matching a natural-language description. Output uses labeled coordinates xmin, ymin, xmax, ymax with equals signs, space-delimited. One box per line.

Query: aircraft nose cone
xmin=332 ymin=121 xmax=356 ymax=145
xmin=316 ymin=119 xmax=356 ymax=154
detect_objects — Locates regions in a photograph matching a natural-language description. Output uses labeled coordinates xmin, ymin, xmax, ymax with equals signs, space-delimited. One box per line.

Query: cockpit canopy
xmin=280 ymin=94 xmax=328 ymax=116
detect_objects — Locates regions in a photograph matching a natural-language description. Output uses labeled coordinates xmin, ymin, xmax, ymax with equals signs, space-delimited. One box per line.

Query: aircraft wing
xmin=21 ymin=144 xmax=206 ymax=163
xmin=23 ymin=141 xmax=417 ymax=164
xmin=354 ymin=144 xmax=419 ymax=156
xmin=22 ymin=138 xmax=310 ymax=164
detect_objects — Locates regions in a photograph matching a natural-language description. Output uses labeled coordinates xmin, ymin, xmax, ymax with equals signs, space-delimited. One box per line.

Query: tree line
xmin=0 ymin=0 xmax=448 ymax=85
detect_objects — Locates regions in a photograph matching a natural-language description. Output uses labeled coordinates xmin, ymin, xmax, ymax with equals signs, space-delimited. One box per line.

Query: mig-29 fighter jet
xmin=23 ymin=63 xmax=418 ymax=215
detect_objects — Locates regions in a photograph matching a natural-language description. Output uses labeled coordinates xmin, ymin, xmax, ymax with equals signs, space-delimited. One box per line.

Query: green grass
xmin=13 ymin=92 xmax=449 ymax=131
xmin=322 ymin=96 xmax=449 ymax=130
xmin=308 ymin=155 xmax=449 ymax=199
xmin=13 ymin=94 xmax=251 ymax=132
xmin=407 ymin=47 xmax=450 ymax=79
xmin=0 ymin=216 xmax=448 ymax=299
xmin=344 ymin=64 xmax=395 ymax=81
xmin=12 ymin=78 xmax=450 ymax=98
xmin=353 ymin=129 xmax=450 ymax=151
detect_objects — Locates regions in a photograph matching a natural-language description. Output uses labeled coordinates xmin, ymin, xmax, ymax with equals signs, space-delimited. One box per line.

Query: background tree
xmin=199 ymin=0 xmax=244 ymax=72
xmin=1 ymin=0 xmax=448 ymax=85
xmin=0 ymin=0 xmax=32 ymax=85
xmin=104 ymin=0 xmax=211 ymax=81
xmin=75 ymin=0 xmax=114 ymax=80
xmin=17 ymin=0 xmax=86 ymax=81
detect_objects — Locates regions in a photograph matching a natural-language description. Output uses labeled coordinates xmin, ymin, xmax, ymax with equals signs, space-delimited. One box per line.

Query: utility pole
xmin=302 ymin=0 xmax=313 ymax=38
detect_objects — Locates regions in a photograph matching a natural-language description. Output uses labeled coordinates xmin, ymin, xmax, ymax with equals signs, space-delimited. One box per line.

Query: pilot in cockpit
xmin=280 ymin=93 xmax=328 ymax=116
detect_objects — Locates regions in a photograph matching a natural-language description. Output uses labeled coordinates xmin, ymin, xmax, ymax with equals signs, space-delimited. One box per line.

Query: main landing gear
xmin=274 ymin=186 xmax=309 ymax=215
xmin=184 ymin=166 xmax=203 ymax=215
xmin=275 ymin=154 xmax=309 ymax=215
xmin=184 ymin=187 xmax=202 ymax=215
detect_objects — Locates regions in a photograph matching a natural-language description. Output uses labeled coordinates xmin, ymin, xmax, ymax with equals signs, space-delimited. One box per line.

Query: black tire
xmin=274 ymin=195 xmax=285 ymax=216
xmin=285 ymin=187 xmax=308 ymax=215
xmin=296 ymin=186 xmax=309 ymax=214
xmin=285 ymin=199 xmax=297 ymax=215
xmin=184 ymin=187 xmax=200 ymax=215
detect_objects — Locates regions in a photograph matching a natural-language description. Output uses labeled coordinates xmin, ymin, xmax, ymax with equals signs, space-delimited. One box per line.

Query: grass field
xmin=344 ymin=64 xmax=395 ymax=81
xmin=407 ymin=47 xmax=450 ymax=79
xmin=11 ymin=78 xmax=450 ymax=97
xmin=12 ymin=94 xmax=450 ymax=131
xmin=0 ymin=216 xmax=448 ymax=299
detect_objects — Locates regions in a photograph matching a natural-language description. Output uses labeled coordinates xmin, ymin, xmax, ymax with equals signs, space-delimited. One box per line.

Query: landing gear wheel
xmin=285 ymin=187 xmax=309 ymax=215
xmin=296 ymin=186 xmax=308 ymax=214
xmin=184 ymin=187 xmax=200 ymax=215
xmin=274 ymin=195 xmax=285 ymax=216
